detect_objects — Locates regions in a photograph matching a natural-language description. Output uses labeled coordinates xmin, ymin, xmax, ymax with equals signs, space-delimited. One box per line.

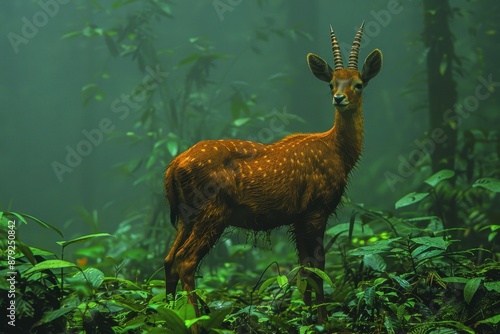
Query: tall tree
xmin=423 ymin=0 xmax=458 ymax=173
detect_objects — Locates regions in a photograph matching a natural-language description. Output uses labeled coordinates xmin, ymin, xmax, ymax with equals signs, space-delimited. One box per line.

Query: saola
xmin=164 ymin=22 xmax=382 ymax=332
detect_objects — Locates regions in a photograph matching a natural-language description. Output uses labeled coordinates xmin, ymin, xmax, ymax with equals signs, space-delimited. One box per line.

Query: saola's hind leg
xmin=173 ymin=205 xmax=228 ymax=314
xmin=165 ymin=199 xmax=230 ymax=307
xmin=164 ymin=222 xmax=186 ymax=298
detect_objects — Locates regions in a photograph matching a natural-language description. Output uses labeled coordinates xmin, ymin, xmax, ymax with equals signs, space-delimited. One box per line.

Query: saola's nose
xmin=334 ymin=94 xmax=346 ymax=104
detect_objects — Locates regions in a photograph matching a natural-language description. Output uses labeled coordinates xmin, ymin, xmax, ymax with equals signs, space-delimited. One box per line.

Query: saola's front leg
xmin=293 ymin=216 xmax=327 ymax=323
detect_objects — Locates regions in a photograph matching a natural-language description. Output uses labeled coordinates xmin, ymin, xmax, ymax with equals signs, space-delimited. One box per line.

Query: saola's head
xmin=307 ymin=23 xmax=382 ymax=113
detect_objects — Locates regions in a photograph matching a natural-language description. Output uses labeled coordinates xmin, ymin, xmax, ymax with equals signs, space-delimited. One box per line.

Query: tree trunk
xmin=423 ymin=0 xmax=458 ymax=173
xmin=423 ymin=0 xmax=459 ymax=229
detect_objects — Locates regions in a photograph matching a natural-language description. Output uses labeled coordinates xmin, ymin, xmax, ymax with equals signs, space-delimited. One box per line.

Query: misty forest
xmin=1 ymin=1 xmax=500 ymax=333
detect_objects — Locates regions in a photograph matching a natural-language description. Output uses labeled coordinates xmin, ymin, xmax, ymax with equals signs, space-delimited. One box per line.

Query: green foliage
xmin=0 ymin=211 xmax=236 ymax=333
xmin=3 ymin=157 xmax=500 ymax=333
xmin=473 ymin=178 xmax=500 ymax=193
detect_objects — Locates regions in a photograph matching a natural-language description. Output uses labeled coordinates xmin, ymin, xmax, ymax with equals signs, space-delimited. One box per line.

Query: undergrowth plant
xmin=1 ymin=168 xmax=499 ymax=333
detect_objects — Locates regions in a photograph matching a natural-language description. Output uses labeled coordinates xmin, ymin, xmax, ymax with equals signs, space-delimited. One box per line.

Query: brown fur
xmin=163 ymin=36 xmax=382 ymax=332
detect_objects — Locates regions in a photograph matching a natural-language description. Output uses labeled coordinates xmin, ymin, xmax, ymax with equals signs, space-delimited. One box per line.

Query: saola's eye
xmin=354 ymin=83 xmax=363 ymax=90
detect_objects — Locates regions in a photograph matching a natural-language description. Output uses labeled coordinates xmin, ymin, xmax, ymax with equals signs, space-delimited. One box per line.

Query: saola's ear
xmin=360 ymin=49 xmax=382 ymax=86
xmin=307 ymin=53 xmax=333 ymax=83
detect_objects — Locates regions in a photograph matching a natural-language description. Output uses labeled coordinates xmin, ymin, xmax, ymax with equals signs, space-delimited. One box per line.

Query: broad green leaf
xmin=411 ymin=236 xmax=447 ymax=249
xmin=414 ymin=249 xmax=445 ymax=263
xmin=73 ymin=268 xmax=105 ymax=289
xmin=156 ymin=307 xmax=189 ymax=333
xmin=177 ymin=303 xmax=196 ymax=320
xmin=303 ymin=267 xmax=334 ymax=288
xmin=476 ymin=313 xmax=500 ymax=325
xmin=390 ymin=274 xmax=411 ymax=291
xmin=167 ymin=141 xmax=178 ymax=156
xmin=440 ymin=277 xmax=469 ymax=284
xmin=121 ymin=314 xmax=148 ymax=331
xmin=17 ymin=240 xmax=37 ymax=265
xmin=167 ymin=131 xmax=179 ymax=140
xmin=363 ymin=254 xmax=386 ymax=272
xmin=7 ymin=211 xmax=28 ymax=224
xmin=488 ymin=231 xmax=498 ymax=242
xmin=411 ymin=244 xmax=432 ymax=258
xmin=424 ymin=169 xmax=455 ymax=187
xmin=2 ymin=212 xmax=63 ymax=237
xmin=364 ymin=286 xmax=376 ymax=308
xmin=102 ymin=300 xmax=124 ymax=313
xmin=258 ymin=277 xmax=277 ymax=294
xmin=464 ymin=277 xmax=482 ymax=304
xmin=184 ymin=315 xmax=210 ymax=328
xmin=233 ymin=117 xmax=251 ymax=127
xmin=395 ymin=192 xmax=429 ymax=209
xmin=473 ymin=178 xmax=500 ymax=193
xmin=57 ymin=233 xmax=113 ymax=248
xmin=277 ymin=275 xmax=288 ymax=288
xmin=146 ymin=154 xmax=157 ymax=169
xmin=484 ymin=281 xmax=500 ymax=293
xmin=112 ymin=299 xmax=145 ymax=312
xmin=296 ymin=276 xmax=307 ymax=294
xmin=384 ymin=315 xmax=395 ymax=334
xmin=23 ymin=213 xmax=64 ymax=236
xmin=33 ymin=303 xmax=77 ymax=327
xmin=153 ymin=138 xmax=168 ymax=150
xmin=479 ymin=224 xmax=500 ymax=232
xmin=374 ymin=277 xmax=387 ymax=286
xmin=24 ymin=260 xmax=77 ymax=275
xmin=29 ymin=247 xmax=56 ymax=257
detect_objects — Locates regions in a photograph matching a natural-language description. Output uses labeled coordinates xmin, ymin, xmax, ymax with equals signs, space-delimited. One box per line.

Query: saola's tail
xmin=164 ymin=167 xmax=179 ymax=229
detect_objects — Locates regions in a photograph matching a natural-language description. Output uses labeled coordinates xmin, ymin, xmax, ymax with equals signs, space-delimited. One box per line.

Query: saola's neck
xmin=327 ymin=108 xmax=364 ymax=172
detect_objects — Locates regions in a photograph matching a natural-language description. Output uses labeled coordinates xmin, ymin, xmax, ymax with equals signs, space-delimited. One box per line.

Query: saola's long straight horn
xmin=330 ymin=25 xmax=344 ymax=71
xmin=348 ymin=22 xmax=364 ymax=70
